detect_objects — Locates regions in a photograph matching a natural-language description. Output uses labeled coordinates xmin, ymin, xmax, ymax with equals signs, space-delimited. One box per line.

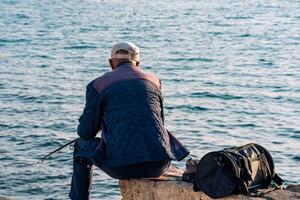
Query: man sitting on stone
xmin=69 ymin=42 xmax=189 ymax=200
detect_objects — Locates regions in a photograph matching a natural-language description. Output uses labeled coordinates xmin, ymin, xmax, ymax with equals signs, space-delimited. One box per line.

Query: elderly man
xmin=69 ymin=42 xmax=189 ymax=200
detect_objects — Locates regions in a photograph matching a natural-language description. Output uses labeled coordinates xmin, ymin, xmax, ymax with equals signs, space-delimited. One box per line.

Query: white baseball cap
xmin=111 ymin=42 xmax=140 ymax=62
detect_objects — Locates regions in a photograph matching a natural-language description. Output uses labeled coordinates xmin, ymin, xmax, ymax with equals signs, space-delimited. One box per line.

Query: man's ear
xmin=109 ymin=59 xmax=114 ymax=70
xmin=136 ymin=61 xmax=140 ymax=67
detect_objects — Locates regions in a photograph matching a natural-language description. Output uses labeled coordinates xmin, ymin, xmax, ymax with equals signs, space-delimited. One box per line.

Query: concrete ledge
xmin=119 ymin=166 xmax=300 ymax=200
xmin=120 ymin=180 xmax=300 ymax=200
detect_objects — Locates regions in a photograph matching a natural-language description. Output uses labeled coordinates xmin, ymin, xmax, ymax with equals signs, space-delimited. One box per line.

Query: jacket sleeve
xmin=77 ymin=81 xmax=102 ymax=140
xmin=159 ymin=79 xmax=165 ymax=124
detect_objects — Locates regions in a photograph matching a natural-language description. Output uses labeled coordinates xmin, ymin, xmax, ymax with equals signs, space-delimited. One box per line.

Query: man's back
xmin=92 ymin=63 xmax=171 ymax=167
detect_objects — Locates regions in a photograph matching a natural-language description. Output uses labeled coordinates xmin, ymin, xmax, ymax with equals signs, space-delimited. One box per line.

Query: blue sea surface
xmin=0 ymin=0 xmax=300 ymax=199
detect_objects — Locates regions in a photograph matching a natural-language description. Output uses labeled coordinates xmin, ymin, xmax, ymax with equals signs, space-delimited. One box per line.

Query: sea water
xmin=0 ymin=0 xmax=299 ymax=199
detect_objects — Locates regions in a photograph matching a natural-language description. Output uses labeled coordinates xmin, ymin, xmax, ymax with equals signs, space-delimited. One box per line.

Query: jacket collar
xmin=117 ymin=61 xmax=135 ymax=69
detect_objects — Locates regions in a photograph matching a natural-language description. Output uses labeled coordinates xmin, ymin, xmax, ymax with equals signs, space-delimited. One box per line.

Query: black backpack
xmin=182 ymin=143 xmax=284 ymax=198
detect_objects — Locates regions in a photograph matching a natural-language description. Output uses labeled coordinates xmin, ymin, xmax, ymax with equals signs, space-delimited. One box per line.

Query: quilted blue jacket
xmin=77 ymin=62 xmax=189 ymax=167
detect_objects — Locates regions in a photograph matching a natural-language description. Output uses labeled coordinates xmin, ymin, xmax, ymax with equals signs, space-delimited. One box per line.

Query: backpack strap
xmin=249 ymin=186 xmax=284 ymax=197
xmin=236 ymin=177 xmax=250 ymax=195
xmin=247 ymin=154 xmax=285 ymax=197
xmin=260 ymin=154 xmax=284 ymax=188
xmin=272 ymin=173 xmax=284 ymax=188
xmin=241 ymin=157 xmax=253 ymax=182
xmin=260 ymin=153 xmax=272 ymax=177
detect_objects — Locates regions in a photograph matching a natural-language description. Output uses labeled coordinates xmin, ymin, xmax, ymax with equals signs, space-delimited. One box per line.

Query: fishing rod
xmin=39 ymin=138 xmax=77 ymax=163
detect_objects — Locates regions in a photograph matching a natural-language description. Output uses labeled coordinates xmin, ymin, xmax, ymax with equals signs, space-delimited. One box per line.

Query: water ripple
xmin=0 ymin=0 xmax=299 ymax=199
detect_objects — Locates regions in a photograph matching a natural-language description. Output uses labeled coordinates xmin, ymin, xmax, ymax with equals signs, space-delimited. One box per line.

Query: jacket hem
xmin=105 ymin=152 xmax=172 ymax=167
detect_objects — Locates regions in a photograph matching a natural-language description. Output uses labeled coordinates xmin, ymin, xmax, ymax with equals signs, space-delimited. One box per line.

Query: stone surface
xmin=119 ymin=166 xmax=300 ymax=200
xmin=120 ymin=179 xmax=300 ymax=200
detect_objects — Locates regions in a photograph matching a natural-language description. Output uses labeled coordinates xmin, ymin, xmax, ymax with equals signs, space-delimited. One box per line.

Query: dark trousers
xmin=69 ymin=138 xmax=171 ymax=200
